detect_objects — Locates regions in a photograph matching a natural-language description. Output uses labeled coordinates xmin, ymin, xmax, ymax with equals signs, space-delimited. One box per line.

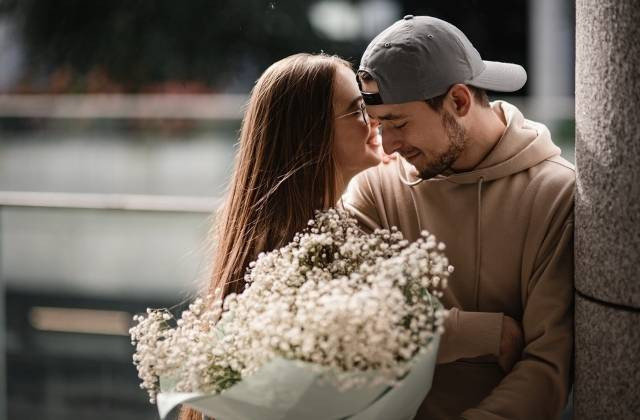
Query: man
xmin=345 ymin=16 xmax=574 ymax=419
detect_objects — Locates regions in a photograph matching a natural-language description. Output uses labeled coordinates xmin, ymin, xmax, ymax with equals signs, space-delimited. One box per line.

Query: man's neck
xmin=451 ymin=104 xmax=507 ymax=172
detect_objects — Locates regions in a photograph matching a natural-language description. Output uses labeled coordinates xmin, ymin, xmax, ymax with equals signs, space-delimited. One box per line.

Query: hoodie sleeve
xmin=344 ymin=170 xmax=505 ymax=364
xmin=437 ymin=308 xmax=503 ymax=363
xmin=461 ymin=216 xmax=574 ymax=420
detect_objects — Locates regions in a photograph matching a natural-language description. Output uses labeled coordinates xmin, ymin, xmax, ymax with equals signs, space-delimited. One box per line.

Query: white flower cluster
xmin=130 ymin=208 xmax=452 ymax=404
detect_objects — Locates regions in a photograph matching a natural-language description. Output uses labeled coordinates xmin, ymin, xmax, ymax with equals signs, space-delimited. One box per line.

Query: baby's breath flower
xmin=131 ymin=208 xmax=451 ymax=403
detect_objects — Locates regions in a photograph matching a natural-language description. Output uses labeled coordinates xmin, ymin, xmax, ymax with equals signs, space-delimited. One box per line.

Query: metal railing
xmin=0 ymin=190 xmax=220 ymax=212
xmin=0 ymin=94 xmax=247 ymax=120
xmin=0 ymin=93 xmax=575 ymax=121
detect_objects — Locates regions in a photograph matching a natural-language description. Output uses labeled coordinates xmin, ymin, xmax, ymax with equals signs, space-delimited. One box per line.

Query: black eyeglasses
xmin=335 ymin=101 xmax=370 ymax=124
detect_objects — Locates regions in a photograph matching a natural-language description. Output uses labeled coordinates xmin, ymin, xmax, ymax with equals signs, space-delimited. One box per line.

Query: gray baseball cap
xmin=359 ymin=15 xmax=527 ymax=105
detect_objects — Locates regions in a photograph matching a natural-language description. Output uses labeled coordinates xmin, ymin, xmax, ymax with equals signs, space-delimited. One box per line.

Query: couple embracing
xmin=185 ymin=15 xmax=574 ymax=420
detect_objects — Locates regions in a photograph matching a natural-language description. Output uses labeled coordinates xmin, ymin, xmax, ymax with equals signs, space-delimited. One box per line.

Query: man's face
xmin=360 ymin=79 xmax=467 ymax=179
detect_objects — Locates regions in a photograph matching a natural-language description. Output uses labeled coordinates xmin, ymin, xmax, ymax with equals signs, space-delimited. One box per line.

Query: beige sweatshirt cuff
xmin=437 ymin=308 xmax=504 ymax=363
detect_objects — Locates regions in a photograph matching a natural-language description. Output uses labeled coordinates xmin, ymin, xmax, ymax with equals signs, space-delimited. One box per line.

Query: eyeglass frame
xmin=335 ymin=101 xmax=370 ymax=124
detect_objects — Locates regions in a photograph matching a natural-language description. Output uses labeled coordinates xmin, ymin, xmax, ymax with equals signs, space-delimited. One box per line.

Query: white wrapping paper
xmin=157 ymin=334 xmax=439 ymax=420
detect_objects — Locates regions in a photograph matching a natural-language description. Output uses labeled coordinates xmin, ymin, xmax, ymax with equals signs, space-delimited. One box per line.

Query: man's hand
xmin=498 ymin=315 xmax=524 ymax=373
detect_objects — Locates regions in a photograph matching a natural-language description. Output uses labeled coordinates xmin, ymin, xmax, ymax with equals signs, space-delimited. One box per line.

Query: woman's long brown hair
xmin=179 ymin=53 xmax=351 ymax=420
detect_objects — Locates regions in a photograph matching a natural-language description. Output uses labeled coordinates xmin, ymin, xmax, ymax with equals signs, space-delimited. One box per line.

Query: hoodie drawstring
xmin=474 ymin=177 xmax=484 ymax=311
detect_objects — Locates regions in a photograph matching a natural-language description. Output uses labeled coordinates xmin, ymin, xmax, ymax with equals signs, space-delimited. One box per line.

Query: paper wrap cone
xmin=157 ymin=333 xmax=440 ymax=420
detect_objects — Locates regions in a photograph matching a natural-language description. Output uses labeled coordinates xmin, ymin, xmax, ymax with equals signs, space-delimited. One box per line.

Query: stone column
xmin=575 ymin=1 xmax=640 ymax=418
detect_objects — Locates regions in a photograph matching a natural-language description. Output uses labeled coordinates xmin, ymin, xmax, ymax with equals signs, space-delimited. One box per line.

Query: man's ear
xmin=446 ymin=84 xmax=472 ymax=117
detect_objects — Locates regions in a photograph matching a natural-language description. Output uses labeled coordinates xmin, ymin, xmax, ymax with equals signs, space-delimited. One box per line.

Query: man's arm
xmin=461 ymin=218 xmax=574 ymax=420
xmin=438 ymin=309 xmax=523 ymax=373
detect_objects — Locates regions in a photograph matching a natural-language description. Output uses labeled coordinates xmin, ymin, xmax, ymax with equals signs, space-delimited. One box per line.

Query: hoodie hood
xmin=399 ymin=100 xmax=562 ymax=185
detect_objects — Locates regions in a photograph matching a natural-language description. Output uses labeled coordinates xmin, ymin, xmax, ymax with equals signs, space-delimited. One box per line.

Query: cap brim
xmin=466 ymin=61 xmax=527 ymax=92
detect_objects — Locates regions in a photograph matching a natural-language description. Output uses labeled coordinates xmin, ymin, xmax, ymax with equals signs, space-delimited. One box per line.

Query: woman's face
xmin=332 ymin=65 xmax=381 ymax=182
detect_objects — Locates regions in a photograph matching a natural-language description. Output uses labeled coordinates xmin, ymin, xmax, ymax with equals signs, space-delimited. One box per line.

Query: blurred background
xmin=0 ymin=0 xmax=575 ymax=419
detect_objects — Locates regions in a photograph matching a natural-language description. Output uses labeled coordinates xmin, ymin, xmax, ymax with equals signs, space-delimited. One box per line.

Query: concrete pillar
xmin=575 ymin=1 xmax=640 ymax=418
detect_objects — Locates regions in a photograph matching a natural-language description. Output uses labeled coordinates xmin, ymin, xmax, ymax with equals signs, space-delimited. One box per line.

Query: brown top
xmin=344 ymin=101 xmax=574 ymax=419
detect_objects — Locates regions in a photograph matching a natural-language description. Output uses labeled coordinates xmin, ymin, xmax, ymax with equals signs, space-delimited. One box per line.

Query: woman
xmin=179 ymin=53 xmax=381 ymax=420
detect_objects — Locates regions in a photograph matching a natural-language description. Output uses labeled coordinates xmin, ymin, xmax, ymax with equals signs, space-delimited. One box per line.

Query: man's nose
xmin=381 ymin=128 xmax=402 ymax=155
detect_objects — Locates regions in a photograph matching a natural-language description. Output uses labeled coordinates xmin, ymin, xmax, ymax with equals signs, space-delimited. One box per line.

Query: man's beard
xmin=418 ymin=111 xmax=467 ymax=180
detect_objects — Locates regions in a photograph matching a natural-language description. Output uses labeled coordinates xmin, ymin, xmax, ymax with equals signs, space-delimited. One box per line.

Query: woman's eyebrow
xmin=337 ymin=96 xmax=363 ymax=115
xmin=347 ymin=96 xmax=363 ymax=110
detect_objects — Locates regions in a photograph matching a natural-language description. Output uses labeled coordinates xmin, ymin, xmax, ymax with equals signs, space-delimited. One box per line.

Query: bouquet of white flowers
xmin=130 ymin=209 xmax=452 ymax=420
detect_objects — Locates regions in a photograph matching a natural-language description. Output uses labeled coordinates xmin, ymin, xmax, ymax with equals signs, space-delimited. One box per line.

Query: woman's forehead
xmin=333 ymin=66 xmax=360 ymax=103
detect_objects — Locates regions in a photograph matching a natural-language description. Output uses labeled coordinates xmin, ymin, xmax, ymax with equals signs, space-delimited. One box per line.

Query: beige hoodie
xmin=344 ymin=101 xmax=574 ymax=419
